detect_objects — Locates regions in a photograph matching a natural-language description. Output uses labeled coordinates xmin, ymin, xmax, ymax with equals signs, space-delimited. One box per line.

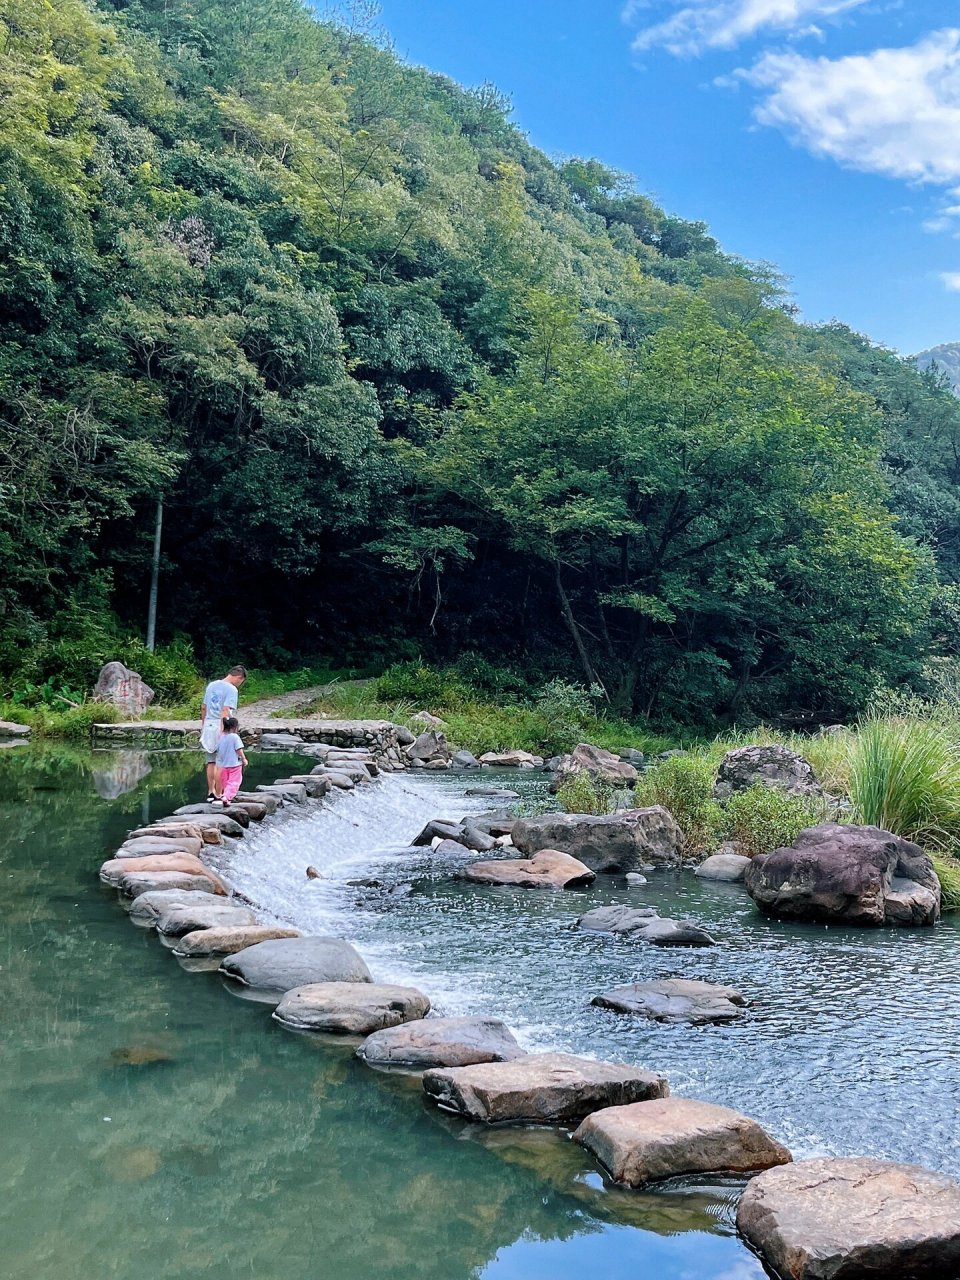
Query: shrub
xmin=931 ymin=853 xmax=960 ymax=912
xmin=722 ymin=784 xmax=825 ymax=858
xmin=635 ymin=755 xmax=724 ymax=855
xmin=119 ymin=638 xmax=203 ymax=706
xmin=375 ymin=661 xmax=469 ymax=709
xmin=849 ymin=716 xmax=960 ymax=848
xmin=554 ymin=771 xmax=615 ymax=816
xmin=534 ymin=679 xmax=600 ymax=755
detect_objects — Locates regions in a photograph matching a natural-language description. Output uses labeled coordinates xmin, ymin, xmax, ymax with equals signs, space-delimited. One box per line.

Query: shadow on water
xmin=0 ymin=747 xmax=761 ymax=1280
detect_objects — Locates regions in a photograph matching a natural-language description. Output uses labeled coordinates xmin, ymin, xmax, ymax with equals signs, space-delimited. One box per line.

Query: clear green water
xmin=0 ymin=748 xmax=760 ymax=1280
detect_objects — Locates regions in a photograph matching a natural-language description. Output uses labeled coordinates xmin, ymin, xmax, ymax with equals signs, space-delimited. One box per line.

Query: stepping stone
xmin=226 ymin=801 xmax=268 ymax=822
xmin=464 ymin=849 xmax=596 ymax=890
xmin=577 ymin=905 xmax=715 ymax=947
xmin=159 ymin=813 xmax=244 ymax=838
xmin=219 ymin=936 xmax=372 ymax=1000
xmin=422 ymin=1052 xmax=667 ymax=1125
xmin=593 ymin=980 xmax=746 ymax=1025
xmin=256 ymin=782 xmax=307 ymax=804
xmin=358 ymin=1017 xmax=525 ymax=1070
xmin=574 ymin=1097 xmax=791 ymax=1186
xmin=128 ymin=823 xmax=222 ymax=846
xmin=174 ymin=802 xmax=250 ymax=827
xmin=174 ymin=925 xmax=301 ymax=956
xmin=259 ymin=733 xmax=305 ymax=749
xmin=736 ymin=1157 xmax=960 ymax=1280
xmin=127 ymin=888 xmax=213 ymax=924
xmin=314 ymin=770 xmax=354 ymax=789
xmin=695 ymin=852 xmax=751 ymax=881
xmin=117 ymin=835 xmax=203 ymax=859
xmin=273 ymin=982 xmax=430 ymax=1035
xmin=234 ymin=791 xmax=279 ymax=814
xmin=273 ymin=775 xmax=330 ymax=799
xmin=119 ymin=870 xmax=223 ymax=898
xmin=155 ymin=900 xmax=257 ymax=937
xmin=101 ymin=854 xmax=227 ymax=894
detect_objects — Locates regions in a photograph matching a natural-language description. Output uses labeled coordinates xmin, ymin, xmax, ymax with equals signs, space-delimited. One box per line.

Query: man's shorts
xmin=205 ymin=751 xmax=218 ymax=765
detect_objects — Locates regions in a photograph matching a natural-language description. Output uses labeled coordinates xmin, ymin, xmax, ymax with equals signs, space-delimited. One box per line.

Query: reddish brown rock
xmin=463 ymin=849 xmax=596 ymax=890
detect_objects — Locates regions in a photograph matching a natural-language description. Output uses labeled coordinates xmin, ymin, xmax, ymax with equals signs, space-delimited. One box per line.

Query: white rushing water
xmin=212 ymin=766 xmax=960 ymax=1177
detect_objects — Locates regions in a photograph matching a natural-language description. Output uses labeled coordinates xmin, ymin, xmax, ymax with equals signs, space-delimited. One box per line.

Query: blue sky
xmin=375 ymin=0 xmax=960 ymax=355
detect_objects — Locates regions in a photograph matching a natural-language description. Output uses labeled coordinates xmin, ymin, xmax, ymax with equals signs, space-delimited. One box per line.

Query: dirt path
xmin=239 ymin=679 xmax=375 ymax=720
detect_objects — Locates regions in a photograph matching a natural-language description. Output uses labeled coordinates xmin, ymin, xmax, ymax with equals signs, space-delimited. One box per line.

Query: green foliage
xmin=931 ymin=853 xmax=960 ymax=912
xmin=849 ymin=716 xmax=960 ymax=849
xmin=376 ymin=662 xmax=470 ymax=709
xmin=554 ymin=771 xmax=615 ymax=816
xmin=723 ymin=784 xmax=825 ymax=858
xmin=635 ymin=755 xmax=724 ymax=855
xmin=0 ymin=699 xmax=123 ymax=740
xmin=534 ymin=680 xmax=600 ymax=752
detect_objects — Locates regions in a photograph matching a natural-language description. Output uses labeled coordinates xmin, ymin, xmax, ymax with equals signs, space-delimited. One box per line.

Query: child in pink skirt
xmin=213 ymin=717 xmax=248 ymax=807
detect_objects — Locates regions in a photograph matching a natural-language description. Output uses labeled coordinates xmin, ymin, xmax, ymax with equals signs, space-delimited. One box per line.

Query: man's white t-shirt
xmin=200 ymin=679 xmax=238 ymax=752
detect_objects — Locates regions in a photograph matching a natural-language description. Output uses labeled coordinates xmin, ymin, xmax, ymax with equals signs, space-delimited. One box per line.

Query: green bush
xmin=554 ymin=771 xmax=615 ymax=816
xmin=722 ymin=784 xmax=825 ymax=858
xmin=931 ymin=853 xmax=960 ymax=912
xmin=534 ymin=679 xmax=600 ymax=755
xmin=118 ymin=639 xmax=203 ymax=706
xmin=849 ymin=716 xmax=960 ymax=848
xmin=635 ymin=755 xmax=724 ymax=855
xmin=376 ymin=661 xmax=470 ymax=709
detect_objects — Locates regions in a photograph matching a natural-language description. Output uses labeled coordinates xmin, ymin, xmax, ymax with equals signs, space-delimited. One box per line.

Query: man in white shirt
xmin=199 ymin=665 xmax=246 ymax=802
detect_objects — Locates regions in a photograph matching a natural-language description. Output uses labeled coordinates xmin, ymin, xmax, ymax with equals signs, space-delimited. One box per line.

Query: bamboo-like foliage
xmin=849 ymin=716 xmax=960 ymax=849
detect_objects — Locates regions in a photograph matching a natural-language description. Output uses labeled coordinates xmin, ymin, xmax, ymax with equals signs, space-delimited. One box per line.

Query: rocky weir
xmin=90 ymin=731 xmax=960 ymax=1279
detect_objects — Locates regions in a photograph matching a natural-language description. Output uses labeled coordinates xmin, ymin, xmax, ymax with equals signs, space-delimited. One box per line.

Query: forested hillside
xmin=916 ymin=343 xmax=960 ymax=396
xmin=4 ymin=0 xmax=960 ymax=727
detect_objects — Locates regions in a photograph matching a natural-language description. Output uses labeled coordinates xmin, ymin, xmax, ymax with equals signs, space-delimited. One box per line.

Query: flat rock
xmin=273 ymin=982 xmax=430 ymax=1034
xmin=174 ymin=925 xmax=302 ymax=957
xmin=273 ymin=775 xmax=330 ymax=799
xmin=101 ymin=854 xmax=227 ymax=894
xmin=0 ymin=719 xmax=30 ymax=737
xmin=465 ymin=787 xmax=520 ymax=799
xmin=592 ymin=979 xmax=746 ymax=1025
xmin=161 ymin=812 xmax=244 ymax=837
xmin=172 ymin=806 xmax=248 ymax=831
xmin=117 ymin=835 xmax=204 ymax=859
xmin=478 ymin=750 xmax=544 ymax=767
xmin=512 ymin=808 xmax=682 ymax=873
xmin=745 ymin=823 xmax=941 ymax=926
xmin=128 ymin=823 xmax=222 ymax=846
xmin=256 ymin=782 xmax=307 ymax=804
xmin=422 ymin=1052 xmax=668 ymax=1124
xmin=464 ymin=849 xmax=596 ymax=890
xmin=156 ymin=900 xmax=257 ymax=937
xmin=127 ymin=888 xmax=211 ymax=924
xmin=318 ymin=770 xmax=355 ymax=789
xmin=695 ymin=852 xmax=751 ymax=882
xmin=736 ymin=1156 xmax=960 ymax=1280
xmin=575 ymin=1097 xmax=791 ymax=1186
xmin=234 ymin=790 xmax=279 ymax=814
xmin=226 ymin=801 xmax=268 ymax=822
xmin=259 ymin=733 xmax=304 ymax=749
xmin=358 ymin=1017 xmax=526 ymax=1070
xmin=119 ymin=870 xmax=222 ymax=898
xmin=577 ymin=905 xmax=715 ymax=947
xmin=219 ymin=936 xmax=372 ymax=998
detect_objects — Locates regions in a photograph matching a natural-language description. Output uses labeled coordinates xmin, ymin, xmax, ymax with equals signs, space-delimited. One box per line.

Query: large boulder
xmin=592 ymin=979 xmax=746 ymax=1025
xmin=463 ymin=849 xmax=596 ymax=890
xmin=714 ymin=744 xmax=821 ymax=800
xmin=695 ymin=851 xmax=751 ymax=882
xmin=219 ymin=936 xmax=372 ymax=999
xmin=116 ymin=835 xmax=204 ymax=859
xmin=549 ymin=742 xmax=639 ymax=793
xmin=155 ymin=900 xmax=257 ymax=937
xmin=93 ymin=661 xmax=155 ymax=715
xmin=408 ymin=730 xmax=450 ymax=764
xmin=273 ymin=982 xmax=430 ymax=1035
xmin=174 ymin=925 xmax=302 ymax=957
xmin=512 ymin=808 xmax=682 ymax=873
xmin=575 ymin=1098 xmax=791 ymax=1187
xmin=100 ymin=853 xmax=227 ymax=894
xmin=576 ymin=904 xmax=715 ymax=947
xmin=745 ymin=823 xmax=941 ymax=926
xmin=358 ymin=1017 xmax=525 ymax=1070
xmin=422 ymin=1052 xmax=668 ymax=1124
xmin=736 ymin=1157 xmax=960 ymax=1280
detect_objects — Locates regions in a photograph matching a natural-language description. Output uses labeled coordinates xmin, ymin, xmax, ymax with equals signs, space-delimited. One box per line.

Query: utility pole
xmin=146 ymin=497 xmax=163 ymax=652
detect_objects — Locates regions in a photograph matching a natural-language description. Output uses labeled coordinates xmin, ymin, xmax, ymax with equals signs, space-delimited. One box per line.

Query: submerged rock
xmin=174 ymin=925 xmax=302 ymax=957
xmin=577 ymin=905 xmax=715 ymax=947
xmin=219 ymin=936 xmax=372 ymax=998
xmin=464 ymin=787 xmax=520 ymax=800
xmin=745 ymin=823 xmax=941 ymax=926
xmin=575 ymin=1097 xmax=791 ymax=1186
xmin=592 ymin=979 xmax=745 ymax=1025
xmin=422 ymin=1052 xmax=668 ymax=1125
xmin=358 ymin=1017 xmax=525 ymax=1070
xmin=736 ymin=1156 xmax=960 ymax=1280
xmin=273 ymin=982 xmax=430 ymax=1035
xmin=512 ymin=808 xmax=682 ymax=873
xmin=695 ymin=852 xmax=751 ymax=881
xmin=463 ymin=849 xmax=596 ymax=890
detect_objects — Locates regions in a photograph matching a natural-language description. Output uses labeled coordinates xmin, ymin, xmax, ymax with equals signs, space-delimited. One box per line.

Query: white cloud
xmin=739 ymin=29 xmax=960 ymax=185
xmin=627 ymin=0 xmax=871 ymax=57
xmin=942 ymin=272 xmax=960 ymax=291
